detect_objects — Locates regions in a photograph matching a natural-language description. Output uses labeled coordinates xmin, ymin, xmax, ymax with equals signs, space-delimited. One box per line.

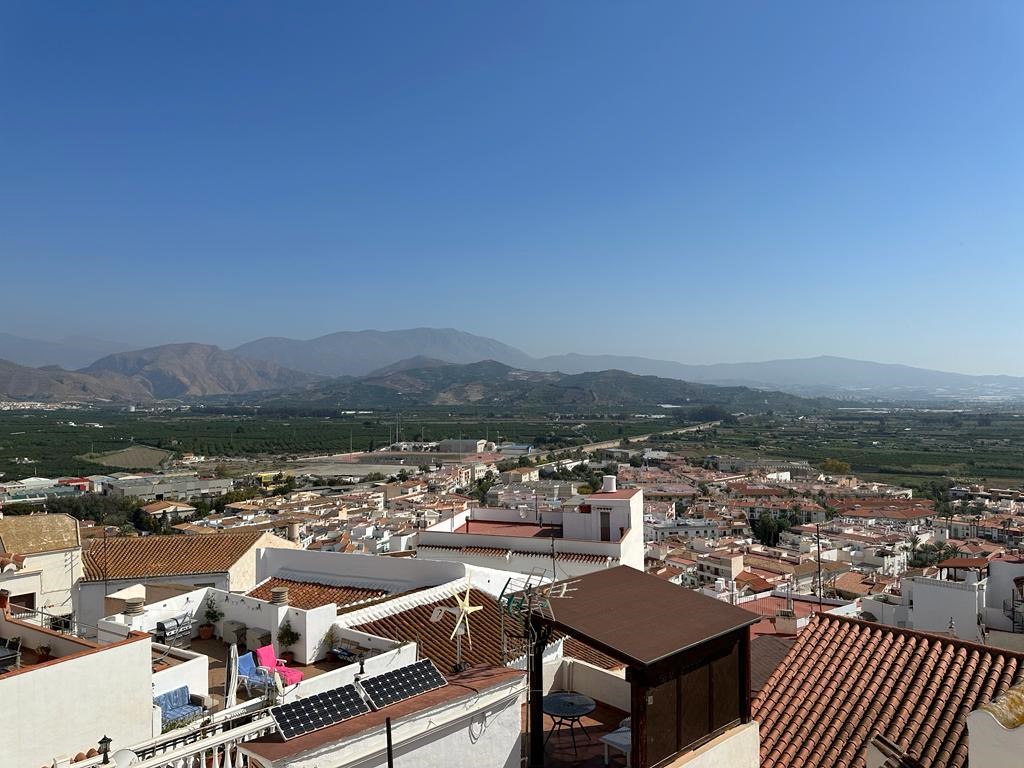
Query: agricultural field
xmin=81 ymin=444 xmax=173 ymax=470
xmin=658 ymin=409 xmax=1024 ymax=490
xmin=0 ymin=407 xmax=669 ymax=479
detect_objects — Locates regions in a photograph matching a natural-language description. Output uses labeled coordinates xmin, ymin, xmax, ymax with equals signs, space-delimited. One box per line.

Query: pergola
xmin=527 ymin=566 xmax=758 ymax=768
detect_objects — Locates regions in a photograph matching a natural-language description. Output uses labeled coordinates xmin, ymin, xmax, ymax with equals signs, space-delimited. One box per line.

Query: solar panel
xmin=359 ymin=659 xmax=448 ymax=710
xmin=271 ymin=683 xmax=370 ymax=740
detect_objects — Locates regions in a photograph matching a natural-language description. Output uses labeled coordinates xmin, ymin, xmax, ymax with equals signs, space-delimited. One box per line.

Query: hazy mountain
xmin=232 ymin=328 xmax=535 ymax=377
xmin=0 ymin=333 xmax=138 ymax=370
xmin=0 ymin=359 xmax=152 ymax=402
xmin=536 ymin=353 xmax=1024 ymax=400
xmin=256 ymin=359 xmax=828 ymax=412
xmin=82 ymin=343 xmax=317 ymax=399
xmin=236 ymin=327 xmax=1024 ymax=401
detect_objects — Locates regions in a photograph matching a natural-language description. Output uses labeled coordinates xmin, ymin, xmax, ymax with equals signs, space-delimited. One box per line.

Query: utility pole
xmin=816 ymin=522 xmax=823 ymax=611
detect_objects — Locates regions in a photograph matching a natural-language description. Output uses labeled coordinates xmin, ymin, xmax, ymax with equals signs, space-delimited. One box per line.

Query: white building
xmin=0 ymin=513 xmax=82 ymax=623
xmin=416 ymin=477 xmax=644 ymax=578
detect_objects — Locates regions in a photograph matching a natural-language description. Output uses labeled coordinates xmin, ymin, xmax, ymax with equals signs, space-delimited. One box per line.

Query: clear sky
xmin=1 ymin=2 xmax=1021 ymax=374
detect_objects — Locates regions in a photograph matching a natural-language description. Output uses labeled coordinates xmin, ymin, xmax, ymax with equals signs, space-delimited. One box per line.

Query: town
xmin=1 ymin=420 xmax=1022 ymax=767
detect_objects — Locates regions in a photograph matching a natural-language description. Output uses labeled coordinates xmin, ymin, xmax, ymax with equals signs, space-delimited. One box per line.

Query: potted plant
xmin=36 ymin=643 xmax=52 ymax=661
xmin=276 ymin=620 xmax=301 ymax=663
xmin=198 ymin=597 xmax=224 ymax=641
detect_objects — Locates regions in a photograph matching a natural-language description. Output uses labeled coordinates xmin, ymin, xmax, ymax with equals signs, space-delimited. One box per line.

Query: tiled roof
xmin=417 ymin=543 xmax=615 ymax=565
xmin=0 ymin=514 xmax=80 ymax=555
xmin=83 ymin=532 xmax=264 ymax=580
xmin=753 ymin=614 xmax=1024 ymax=768
xmin=352 ymin=588 xmax=512 ymax=672
xmin=247 ymin=577 xmax=386 ymax=610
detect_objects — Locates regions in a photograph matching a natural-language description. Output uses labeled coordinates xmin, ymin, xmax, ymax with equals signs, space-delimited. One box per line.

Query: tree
xmin=752 ymin=511 xmax=781 ymax=547
xmin=821 ymin=458 xmax=851 ymax=475
xmin=473 ymin=472 xmax=496 ymax=504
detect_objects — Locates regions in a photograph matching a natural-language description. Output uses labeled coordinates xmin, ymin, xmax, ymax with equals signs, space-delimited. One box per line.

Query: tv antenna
xmin=430 ymin=578 xmax=483 ymax=673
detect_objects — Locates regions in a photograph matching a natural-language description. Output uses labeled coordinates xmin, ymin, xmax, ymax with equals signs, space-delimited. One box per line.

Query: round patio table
xmin=543 ymin=691 xmax=596 ymax=756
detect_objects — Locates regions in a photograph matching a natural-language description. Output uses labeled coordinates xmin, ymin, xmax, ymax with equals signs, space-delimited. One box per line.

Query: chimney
xmin=602 ymin=475 xmax=617 ymax=493
xmin=287 ymin=521 xmax=301 ymax=544
xmin=270 ymin=586 xmax=290 ymax=606
xmin=0 ymin=589 xmax=8 ymax=614
xmin=123 ymin=597 xmax=145 ymax=616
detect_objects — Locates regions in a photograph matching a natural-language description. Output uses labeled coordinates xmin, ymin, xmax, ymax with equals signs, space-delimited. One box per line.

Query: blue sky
xmin=1 ymin=3 xmax=1021 ymax=374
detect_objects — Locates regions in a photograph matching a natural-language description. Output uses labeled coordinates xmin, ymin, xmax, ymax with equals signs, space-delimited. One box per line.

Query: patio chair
xmin=253 ymin=644 xmax=304 ymax=686
xmin=237 ymin=651 xmax=274 ymax=696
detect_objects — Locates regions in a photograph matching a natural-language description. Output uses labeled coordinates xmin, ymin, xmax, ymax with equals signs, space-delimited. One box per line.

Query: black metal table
xmin=543 ymin=691 xmax=596 ymax=756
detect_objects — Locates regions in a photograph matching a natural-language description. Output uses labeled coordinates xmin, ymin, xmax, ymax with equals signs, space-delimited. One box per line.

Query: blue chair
xmin=237 ymin=651 xmax=274 ymax=696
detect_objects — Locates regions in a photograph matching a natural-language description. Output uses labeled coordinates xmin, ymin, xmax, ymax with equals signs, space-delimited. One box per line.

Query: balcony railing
xmin=69 ymin=702 xmax=274 ymax=768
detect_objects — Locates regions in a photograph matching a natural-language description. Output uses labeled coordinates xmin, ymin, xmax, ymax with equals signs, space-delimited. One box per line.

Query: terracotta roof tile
xmin=83 ymin=532 xmax=264 ymax=580
xmin=752 ymin=614 xmax=1024 ymax=768
xmin=353 ymin=588 xmax=512 ymax=672
xmin=247 ymin=577 xmax=386 ymax=610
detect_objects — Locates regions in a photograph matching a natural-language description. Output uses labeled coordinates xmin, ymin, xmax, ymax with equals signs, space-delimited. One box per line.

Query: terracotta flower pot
xmin=198 ymin=624 xmax=214 ymax=640
xmin=281 ymin=651 xmax=295 ymax=664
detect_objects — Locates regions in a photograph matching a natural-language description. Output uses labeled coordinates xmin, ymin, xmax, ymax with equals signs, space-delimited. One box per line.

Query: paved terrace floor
xmin=191 ymin=638 xmax=349 ymax=709
xmin=521 ymin=698 xmax=629 ymax=768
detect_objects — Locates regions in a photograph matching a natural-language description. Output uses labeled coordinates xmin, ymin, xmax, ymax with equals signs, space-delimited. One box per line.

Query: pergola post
xmin=528 ymin=614 xmax=547 ymax=768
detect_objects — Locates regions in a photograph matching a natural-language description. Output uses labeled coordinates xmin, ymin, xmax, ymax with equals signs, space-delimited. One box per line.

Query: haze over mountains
xmin=0 ymin=328 xmax=1021 ymax=403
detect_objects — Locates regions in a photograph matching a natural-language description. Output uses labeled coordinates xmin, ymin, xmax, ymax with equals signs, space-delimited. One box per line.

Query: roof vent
xmin=270 ymin=586 xmax=290 ymax=606
xmin=602 ymin=475 xmax=617 ymax=493
xmin=124 ymin=597 xmax=145 ymax=616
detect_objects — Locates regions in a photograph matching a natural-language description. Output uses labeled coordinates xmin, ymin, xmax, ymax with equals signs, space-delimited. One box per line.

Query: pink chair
xmin=254 ymin=644 xmax=304 ymax=686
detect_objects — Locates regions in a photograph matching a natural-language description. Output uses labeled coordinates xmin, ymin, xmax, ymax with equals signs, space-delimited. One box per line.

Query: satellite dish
xmin=111 ymin=749 xmax=138 ymax=767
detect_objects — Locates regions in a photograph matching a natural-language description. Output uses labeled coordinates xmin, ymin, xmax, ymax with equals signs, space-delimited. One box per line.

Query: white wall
xmin=909 ymin=576 xmax=986 ymax=641
xmin=256 ymin=547 xmax=466 ymax=593
xmin=968 ymin=704 xmax=1024 ymax=767
xmin=559 ymin=659 xmax=630 ymax=712
xmin=280 ymin=643 xmax=416 ymax=703
xmin=152 ymin=645 xmax=210 ymax=697
xmin=76 ymin=574 xmax=229 ymax=639
xmin=0 ymin=633 xmax=155 ymax=767
xmin=668 ymin=721 xmax=760 ymax=768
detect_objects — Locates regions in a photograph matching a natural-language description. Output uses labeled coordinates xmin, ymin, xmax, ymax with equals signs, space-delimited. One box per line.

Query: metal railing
xmin=67 ymin=701 xmax=273 ymax=768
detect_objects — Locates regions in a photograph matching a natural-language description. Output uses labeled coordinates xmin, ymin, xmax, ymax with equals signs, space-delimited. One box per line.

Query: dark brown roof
xmin=83 ymin=532 xmax=264 ymax=580
xmin=753 ymin=614 xmax=1024 ymax=768
xmin=536 ymin=566 xmax=758 ymax=668
xmin=247 ymin=577 xmax=386 ymax=610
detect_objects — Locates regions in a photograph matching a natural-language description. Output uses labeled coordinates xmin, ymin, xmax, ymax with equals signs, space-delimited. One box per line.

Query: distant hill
xmin=256 ymin=359 xmax=828 ymax=412
xmin=82 ymin=343 xmax=317 ymax=399
xmin=536 ymin=353 xmax=1024 ymax=400
xmin=232 ymin=328 xmax=535 ymax=377
xmin=233 ymin=327 xmax=1024 ymax=401
xmin=0 ymin=359 xmax=152 ymax=402
xmin=0 ymin=333 xmax=137 ymax=370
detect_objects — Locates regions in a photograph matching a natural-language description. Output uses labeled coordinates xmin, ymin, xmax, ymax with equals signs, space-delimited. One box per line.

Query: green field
xmin=0 ymin=408 xmax=670 ymax=478
xmin=653 ymin=409 xmax=1024 ymax=489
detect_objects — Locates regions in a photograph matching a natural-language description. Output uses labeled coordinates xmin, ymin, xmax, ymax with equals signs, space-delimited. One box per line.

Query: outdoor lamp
xmin=98 ymin=735 xmax=112 ymax=764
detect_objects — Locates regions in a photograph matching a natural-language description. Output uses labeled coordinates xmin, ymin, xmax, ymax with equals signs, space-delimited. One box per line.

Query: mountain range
xmin=0 ymin=344 xmax=315 ymax=402
xmin=252 ymin=358 xmax=824 ymax=412
xmin=0 ymin=327 xmax=1021 ymax=403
